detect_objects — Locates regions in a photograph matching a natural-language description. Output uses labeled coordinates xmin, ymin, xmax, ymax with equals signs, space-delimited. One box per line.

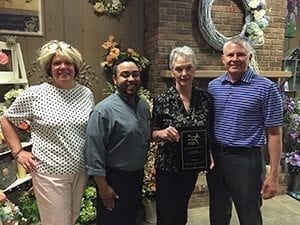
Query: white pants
xmin=31 ymin=171 xmax=88 ymax=225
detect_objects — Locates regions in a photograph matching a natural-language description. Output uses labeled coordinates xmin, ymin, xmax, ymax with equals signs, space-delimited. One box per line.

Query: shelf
xmin=0 ymin=142 xmax=32 ymax=156
xmin=160 ymin=70 xmax=292 ymax=79
xmin=1 ymin=174 xmax=31 ymax=192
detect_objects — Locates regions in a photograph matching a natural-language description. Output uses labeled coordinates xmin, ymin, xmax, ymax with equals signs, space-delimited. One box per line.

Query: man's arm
xmin=261 ymin=126 xmax=282 ymax=199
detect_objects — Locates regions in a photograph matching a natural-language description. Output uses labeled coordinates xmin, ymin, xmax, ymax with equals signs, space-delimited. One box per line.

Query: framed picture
xmin=0 ymin=41 xmax=27 ymax=84
xmin=0 ymin=0 xmax=43 ymax=36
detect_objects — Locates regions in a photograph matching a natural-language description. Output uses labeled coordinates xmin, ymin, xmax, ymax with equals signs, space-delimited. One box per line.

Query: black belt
xmin=216 ymin=144 xmax=261 ymax=153
xmin=106 ymin=167 xmax=144 ymax=176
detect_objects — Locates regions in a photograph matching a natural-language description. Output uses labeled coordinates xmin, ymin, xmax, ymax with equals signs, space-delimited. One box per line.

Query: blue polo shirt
xmin=208 ymin=67 xmax=283 ymax=147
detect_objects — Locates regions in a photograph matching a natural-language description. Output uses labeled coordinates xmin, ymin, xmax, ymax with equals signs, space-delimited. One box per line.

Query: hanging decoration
xmin=88 ymin=0 xmax=127 ymax=18
xmin=198 ymin=0 xmax=269 ymax=51
xmin=285 ymin=0 xmax=300 ymax=38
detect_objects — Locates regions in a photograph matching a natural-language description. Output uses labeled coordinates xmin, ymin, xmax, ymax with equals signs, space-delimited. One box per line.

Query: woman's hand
xmin=153 ymin=126 xmax=180 ymax=142
xmin=17 ymin=151 xmax=37 ymax=173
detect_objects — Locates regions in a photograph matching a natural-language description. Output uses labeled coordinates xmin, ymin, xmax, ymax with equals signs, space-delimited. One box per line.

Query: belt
xmin=106 ymin=167 xmax=144 ymax=176
xmin=216 ymin=144 xmax=261 ymax=153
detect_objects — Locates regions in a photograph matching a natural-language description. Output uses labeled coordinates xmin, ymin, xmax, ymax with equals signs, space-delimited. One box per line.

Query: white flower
xmin=94 ymin=2 xmax=105 ymax=13
xmin=92 ymin=0 xmax=125 ymax=17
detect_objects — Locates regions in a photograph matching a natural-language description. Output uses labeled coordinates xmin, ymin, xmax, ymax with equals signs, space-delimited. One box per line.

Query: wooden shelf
xmin=160 ymin=70 xmax=292 ymax=79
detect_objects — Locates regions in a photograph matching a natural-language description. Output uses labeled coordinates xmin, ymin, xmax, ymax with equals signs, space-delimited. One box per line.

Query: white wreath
xmin=198 ymin=0 xmax=268 ymax=51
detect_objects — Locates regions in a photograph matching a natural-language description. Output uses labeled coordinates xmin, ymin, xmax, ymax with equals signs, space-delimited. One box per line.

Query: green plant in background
xmin=4 ymin=88 xmax=24 ymax=107
xmin=18 ymin=190 xmax=40 ymax=225
xmin=75 ymin=183 xmax=97 ymax=225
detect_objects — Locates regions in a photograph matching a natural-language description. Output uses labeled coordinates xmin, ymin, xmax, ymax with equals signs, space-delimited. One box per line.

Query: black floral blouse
xmin=152 ymin=85 xmax=214 ymax=172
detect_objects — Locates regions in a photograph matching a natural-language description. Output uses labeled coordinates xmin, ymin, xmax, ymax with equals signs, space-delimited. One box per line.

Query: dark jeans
xmin=96 ymin=167 xmax=144 ymax=225
xmin=155 ymin=170 xmax=198 ymax=225
xmin=207 ymin=147 xmax=264 ymax=225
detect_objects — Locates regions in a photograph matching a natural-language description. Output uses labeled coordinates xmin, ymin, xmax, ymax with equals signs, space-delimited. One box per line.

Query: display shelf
xmin=0 ymin=142 xmax=32 ymax=193
xmin=0 ymin=141 xmax=32 ymax=156
xmin=1 ymin=174 xmax=31 ymax=193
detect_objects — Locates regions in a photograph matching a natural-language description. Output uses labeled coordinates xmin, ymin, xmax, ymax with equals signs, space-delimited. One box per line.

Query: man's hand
xmin=96 ymin=177 xmax=119 ymax=211
xmin=261 ymin=174 xmax=279 ymax=199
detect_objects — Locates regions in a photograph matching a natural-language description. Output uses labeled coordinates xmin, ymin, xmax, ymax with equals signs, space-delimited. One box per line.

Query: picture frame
xmin=0 ymin=0 xmax=43 ymax=36
xmin=0 ymin=41 xmax=27 ymax=84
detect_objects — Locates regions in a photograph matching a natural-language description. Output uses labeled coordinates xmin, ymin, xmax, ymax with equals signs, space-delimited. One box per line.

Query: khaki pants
xmin=31 ymin=171 xmax=88 ymax=225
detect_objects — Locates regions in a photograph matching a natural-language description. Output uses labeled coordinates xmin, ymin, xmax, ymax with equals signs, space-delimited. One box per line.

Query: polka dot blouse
xmin=5 ymin=82 xmax=94 ymax=175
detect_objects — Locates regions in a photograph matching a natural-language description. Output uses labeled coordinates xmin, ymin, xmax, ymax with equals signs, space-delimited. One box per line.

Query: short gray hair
xmin=169 ymin=46 xmax=196 ymax=69
xmin=223 ymin=37 xmax=253 ymax=56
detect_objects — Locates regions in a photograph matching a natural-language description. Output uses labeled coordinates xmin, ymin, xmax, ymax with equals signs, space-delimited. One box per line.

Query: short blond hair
xmin=37 ymin=40 xmax=82 ymax=77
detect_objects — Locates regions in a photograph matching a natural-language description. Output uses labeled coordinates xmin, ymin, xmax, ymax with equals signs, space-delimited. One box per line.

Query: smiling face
xmin=222 ymin=42 xmax=252 ymax=81
xmin=172 ymin=56 xmax=195 ymax=88
xmin=50 ymin=53 xmax=76 ymax=89
xmin=113 ymin=61 xmax=141 ymax=96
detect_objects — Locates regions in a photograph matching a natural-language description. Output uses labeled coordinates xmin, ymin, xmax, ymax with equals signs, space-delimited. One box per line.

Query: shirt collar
xmin=115 ymin=89 xmax=140 ymax=108
xmin=221 ymin=67 xmax=255 ymax=84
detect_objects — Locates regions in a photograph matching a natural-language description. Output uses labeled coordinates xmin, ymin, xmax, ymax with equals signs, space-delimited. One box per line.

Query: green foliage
xmin=75 ymin=184 xmax=97 ymax=225
xmin=18 ymin=190 xmax=40 ymax=225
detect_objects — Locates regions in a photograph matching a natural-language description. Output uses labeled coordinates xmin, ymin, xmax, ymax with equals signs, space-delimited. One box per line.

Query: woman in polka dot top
xmin=1 ymin=40 xmax=94 ymax=225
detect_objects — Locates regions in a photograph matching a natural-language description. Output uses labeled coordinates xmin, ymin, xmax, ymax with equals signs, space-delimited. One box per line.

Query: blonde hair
xmin=37 ymin=40 xmax=82 ymax=77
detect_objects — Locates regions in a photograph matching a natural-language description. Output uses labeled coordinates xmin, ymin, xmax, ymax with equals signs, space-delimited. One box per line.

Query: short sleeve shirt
xmin=5 ymin=82 xmax=94 ymax=175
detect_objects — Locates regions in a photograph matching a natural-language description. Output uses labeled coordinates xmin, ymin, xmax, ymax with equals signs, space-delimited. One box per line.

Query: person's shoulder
xmin=154 ymin=86 xmax=175 ymax=100
xmin=252 ymin=74 xmax=277 ymax=87
xmin=75 ymin=84 xmax=94 ymax=95
xmin=23 ymin=83 xmax=46 ymax=95
xmin=95 ymin=94 xmax=116 ymax=108
xmin=209 ymin=74 xmax=224 ymax=83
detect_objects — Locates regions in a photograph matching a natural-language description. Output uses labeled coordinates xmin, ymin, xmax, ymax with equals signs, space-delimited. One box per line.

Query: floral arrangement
xmin=89 ymin=0 xmax=126 ymax=17
xmin=246 ymin=0 xmax=270 ymax=48
xmin=4 ymin=88 xmax=24 ymax=107
xmin=100 ymin=35 xmax=150 ymax=80
xmin=282 ymin=93 xmax=300 ymax=153
xmin=281 ymin=88 xmax=300 ymax=174
xmin=283 ymin=150 xmax=300 ymax=173
xmin=0 ymin=192 xmax=24 ymax=225
xmin=142 ymin=142 xmax=157 ymax=204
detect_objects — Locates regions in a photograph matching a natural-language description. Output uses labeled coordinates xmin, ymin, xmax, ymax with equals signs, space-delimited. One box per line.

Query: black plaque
xmin=180 ymin=129 xmax=208 ymax=170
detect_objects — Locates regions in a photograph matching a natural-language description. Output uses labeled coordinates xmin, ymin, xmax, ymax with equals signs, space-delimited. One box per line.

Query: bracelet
xmin=13 ymin=148 xmax=23 ymax=160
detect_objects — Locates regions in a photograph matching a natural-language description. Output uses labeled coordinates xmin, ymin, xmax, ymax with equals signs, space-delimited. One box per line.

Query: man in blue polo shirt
xmin=207 ymin=37 xmax=283 ymax=225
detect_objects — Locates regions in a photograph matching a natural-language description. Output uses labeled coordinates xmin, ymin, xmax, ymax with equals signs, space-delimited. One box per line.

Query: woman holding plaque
xmin=152 ymin=46 xmax=214 ymax=225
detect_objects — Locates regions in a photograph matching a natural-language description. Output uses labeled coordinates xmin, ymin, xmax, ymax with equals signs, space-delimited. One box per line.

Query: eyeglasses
xmin=47 ymin=40 xmax=71 ymax=50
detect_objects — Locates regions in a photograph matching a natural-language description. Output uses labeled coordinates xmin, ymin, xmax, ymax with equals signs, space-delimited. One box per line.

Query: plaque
xmin=180 ymin=129 xmax=208 ymax=170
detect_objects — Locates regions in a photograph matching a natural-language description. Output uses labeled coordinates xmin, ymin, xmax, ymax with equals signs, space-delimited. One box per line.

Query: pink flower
xmin=0 ymin=51 xmax=9 ymax=65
